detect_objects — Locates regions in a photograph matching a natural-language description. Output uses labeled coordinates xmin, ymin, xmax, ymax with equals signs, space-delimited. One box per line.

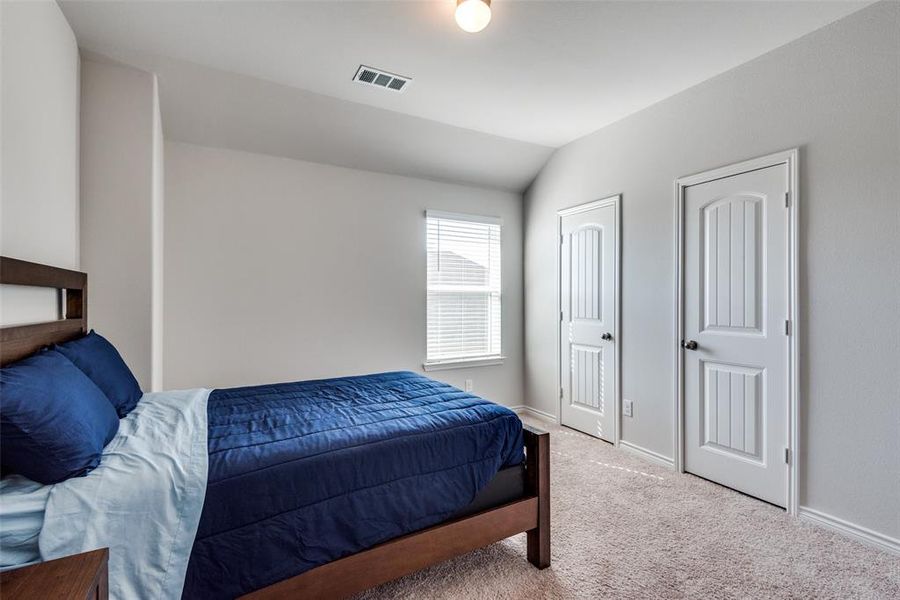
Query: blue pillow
xmin=54 ymin=331 xmax=142 ymax=417
xmin=0 ymin=349 xmax=120 ymax=484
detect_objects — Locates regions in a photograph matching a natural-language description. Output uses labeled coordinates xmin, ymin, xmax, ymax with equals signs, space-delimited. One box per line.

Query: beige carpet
xmin=358 ymin=417 xmax=899 ymax=599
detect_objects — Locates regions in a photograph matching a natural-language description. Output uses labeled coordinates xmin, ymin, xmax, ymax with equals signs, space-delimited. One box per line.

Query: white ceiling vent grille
xmin=353 ymin=65 xmax=411 ymax=93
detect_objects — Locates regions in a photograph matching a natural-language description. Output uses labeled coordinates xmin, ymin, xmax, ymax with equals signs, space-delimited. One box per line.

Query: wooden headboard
xmin=0 ymin=256 xmax=88 ymax=366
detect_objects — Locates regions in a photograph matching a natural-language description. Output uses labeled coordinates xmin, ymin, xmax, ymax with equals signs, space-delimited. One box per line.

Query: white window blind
xmin=426 ymin=211 xmax=501 ymax=364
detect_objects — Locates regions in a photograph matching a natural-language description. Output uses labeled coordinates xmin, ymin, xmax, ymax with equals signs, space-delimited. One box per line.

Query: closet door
xmin=559 ymin=199 xmax=618 ymax=442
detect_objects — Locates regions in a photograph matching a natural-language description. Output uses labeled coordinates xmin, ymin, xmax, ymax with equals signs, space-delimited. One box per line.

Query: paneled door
xmin=682 ymin=163 xmax=790 ymax=507
xmin=559 ymin=197 xmax=618 ymax=442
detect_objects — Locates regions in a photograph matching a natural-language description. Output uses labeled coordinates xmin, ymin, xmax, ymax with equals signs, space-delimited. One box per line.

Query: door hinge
xmin=560 ymin=234 xmax=564 ymax=244
xmin=784 ymin=448 xmax=791 ymax=464
xmin=784 ymin=191 xmax=790 ymax=207
xmin=560 ymin=310 xmax=564 ymax=322
xmin=785 ymin=320 xmax=791 ymax=336
xmin=559 ymin=387 xmax=564 ymax=399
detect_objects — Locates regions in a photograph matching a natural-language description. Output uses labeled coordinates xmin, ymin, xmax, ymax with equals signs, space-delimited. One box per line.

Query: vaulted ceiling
xmin=60 ymin=1 xmax=868 ymax=191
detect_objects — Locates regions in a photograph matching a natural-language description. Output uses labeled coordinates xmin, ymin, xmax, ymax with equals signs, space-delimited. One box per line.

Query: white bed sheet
xmin=0 ymin=474 xmax=50 ymax=568
xmin=39 ymin=388 xmax=210 ymax=600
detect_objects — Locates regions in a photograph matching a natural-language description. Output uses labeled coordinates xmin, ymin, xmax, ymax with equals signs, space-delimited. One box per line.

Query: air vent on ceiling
xmin=353 ymin=65 xmax=411 ymax=93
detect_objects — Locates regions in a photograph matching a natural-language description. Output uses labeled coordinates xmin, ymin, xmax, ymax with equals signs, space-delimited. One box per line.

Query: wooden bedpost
xmin=523 ymin=424 xmax=550 ymax=568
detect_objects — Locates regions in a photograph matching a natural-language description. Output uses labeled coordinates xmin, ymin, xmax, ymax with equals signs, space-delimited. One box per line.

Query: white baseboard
xmin=510 ymin=405 xmax=558 ymax=425
xmin=798 ymin=507 xmax=899 ymax=556
xmin=618 ymin=440 xmax=675 ymax=469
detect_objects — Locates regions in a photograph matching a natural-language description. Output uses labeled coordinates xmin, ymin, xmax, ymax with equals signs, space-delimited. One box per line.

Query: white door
xmin=559 ymin=199 xmax=618 ymax=442
xmin=683 ymin=164 xmax=789 ymax=507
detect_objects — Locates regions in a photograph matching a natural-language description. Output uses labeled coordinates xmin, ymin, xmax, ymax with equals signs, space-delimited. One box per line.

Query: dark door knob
xmin=681 ymin=340 xmax=698 ymax=351
xmin=601 ymin=332 xmax=613 ymax=341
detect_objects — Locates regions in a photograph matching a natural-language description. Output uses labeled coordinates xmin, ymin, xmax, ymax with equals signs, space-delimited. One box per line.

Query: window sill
xmin=422 ymin=356 xmax=505 ymax=372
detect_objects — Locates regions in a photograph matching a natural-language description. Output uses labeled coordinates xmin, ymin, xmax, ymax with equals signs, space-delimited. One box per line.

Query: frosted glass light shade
xmin=455 ymin=0 xmax=491 ymax=33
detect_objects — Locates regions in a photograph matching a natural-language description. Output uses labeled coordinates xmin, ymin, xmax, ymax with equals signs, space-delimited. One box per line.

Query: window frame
xmin=423 ymin=210 xmax=504 ymax=370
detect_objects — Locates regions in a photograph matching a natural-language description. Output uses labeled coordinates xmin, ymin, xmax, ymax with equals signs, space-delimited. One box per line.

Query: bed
xmin=0 ymin=256 xmax=550 ymax=599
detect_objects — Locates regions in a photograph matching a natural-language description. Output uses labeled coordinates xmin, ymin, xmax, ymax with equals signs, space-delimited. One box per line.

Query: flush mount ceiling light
xmin=455 ymin=0 xmax=491 ymax=33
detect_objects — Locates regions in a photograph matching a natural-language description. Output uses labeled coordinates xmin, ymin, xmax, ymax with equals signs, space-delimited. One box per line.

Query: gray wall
xmin=524 ymin=2 xmax=899 ymax=539
xmin=80 ymin=59 xmax=164 ymax=390
xmin=0 ymin=0 xmax=79 ymax=325
xmin=164 ymin=141 xmax=524 ymax=408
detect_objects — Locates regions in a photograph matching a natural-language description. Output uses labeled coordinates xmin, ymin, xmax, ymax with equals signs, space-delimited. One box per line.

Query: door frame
xmin=557 ymin=195 xmax=622 ymax=445
xmin=673 ymin=149 xmax=799 ymax=514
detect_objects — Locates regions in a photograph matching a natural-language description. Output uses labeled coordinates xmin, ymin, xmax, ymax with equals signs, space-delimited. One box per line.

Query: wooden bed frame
xmin=0 ymin=257 xmax=87 ymax=366
xmin=0 ymin=256 xmax=551 ymax=599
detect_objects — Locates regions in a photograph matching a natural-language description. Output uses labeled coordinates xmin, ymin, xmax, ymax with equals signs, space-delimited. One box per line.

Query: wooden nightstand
xmin=0 ymin=548 xmax=108 ymax=599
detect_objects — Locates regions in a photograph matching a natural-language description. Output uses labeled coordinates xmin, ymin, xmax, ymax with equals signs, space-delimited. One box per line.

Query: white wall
xmin=524 ymin=2 xmax=899 ymax=541
xmin=164 ymin=142 xmax=524 ymax=408
xmin=0 ymin=0 xmax=79 ymax=324
xmin=80 ymin=59 xmax=164 ymax=390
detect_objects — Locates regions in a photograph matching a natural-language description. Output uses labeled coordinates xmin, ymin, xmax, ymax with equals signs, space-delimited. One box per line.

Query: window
xmin=425 ymin=211 xmax=502 ymax=368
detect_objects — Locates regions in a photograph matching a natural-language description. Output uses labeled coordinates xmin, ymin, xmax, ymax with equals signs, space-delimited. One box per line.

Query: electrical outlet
xmin=464 ymin=379 xmax=473 ymax=392
xmin=623 ymin=398 xmax=634 ymax=417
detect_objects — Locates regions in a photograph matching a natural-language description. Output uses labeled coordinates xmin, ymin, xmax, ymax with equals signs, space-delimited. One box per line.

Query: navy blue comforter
xmin=182 ymin=371 xmax=524 ymax=598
